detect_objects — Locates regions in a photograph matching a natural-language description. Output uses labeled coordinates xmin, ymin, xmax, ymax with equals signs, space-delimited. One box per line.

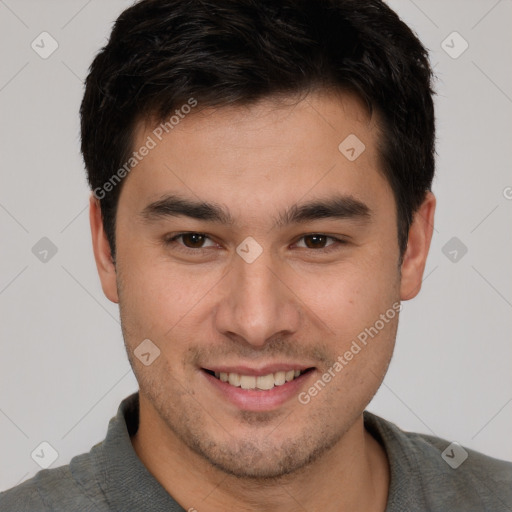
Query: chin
xmin=182 ymin=426 xmax=343 ymax=481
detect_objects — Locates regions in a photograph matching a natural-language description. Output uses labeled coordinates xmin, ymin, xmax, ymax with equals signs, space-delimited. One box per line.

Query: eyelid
xmin=293 ymin=234 xmax=346 ymax=249
xmin=164 ymin=232 xmax=218 ymax=249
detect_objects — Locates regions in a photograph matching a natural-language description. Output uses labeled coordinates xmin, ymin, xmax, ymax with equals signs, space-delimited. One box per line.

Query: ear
xmin=89 ymin=194 xmax=119 ymax=304
xmin=399 ymin=192 xmax=436 ymax=300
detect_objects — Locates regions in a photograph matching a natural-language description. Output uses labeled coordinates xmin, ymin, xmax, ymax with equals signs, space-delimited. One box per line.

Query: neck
xmin=131 ymin=396 xmax=389 ymax=512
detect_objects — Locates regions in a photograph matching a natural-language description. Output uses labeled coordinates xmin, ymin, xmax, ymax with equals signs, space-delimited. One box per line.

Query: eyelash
xmin=163 ymin=232 xmax=347 ymax=255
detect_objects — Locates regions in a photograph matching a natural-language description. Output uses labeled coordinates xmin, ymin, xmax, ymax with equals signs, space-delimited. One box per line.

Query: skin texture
xmin=90 ymin=90 xmax=435 ymax=511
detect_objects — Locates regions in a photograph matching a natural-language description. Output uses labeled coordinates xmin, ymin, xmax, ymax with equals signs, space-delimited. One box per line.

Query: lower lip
xmin=201 ymin=370 xmax=315 ymax=411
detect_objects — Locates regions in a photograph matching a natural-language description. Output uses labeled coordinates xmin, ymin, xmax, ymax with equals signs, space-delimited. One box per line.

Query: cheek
xmin=117 ymin=246 xmax=224 ymax=343
xmin=295 ymin=254 xmax=399 ymax=340
xmin=308 ymin=266 xmax=399 ymax=406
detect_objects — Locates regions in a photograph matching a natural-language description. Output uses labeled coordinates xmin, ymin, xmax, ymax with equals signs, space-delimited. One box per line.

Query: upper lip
xmin=202 ymin=364 xmax=314 ymax=376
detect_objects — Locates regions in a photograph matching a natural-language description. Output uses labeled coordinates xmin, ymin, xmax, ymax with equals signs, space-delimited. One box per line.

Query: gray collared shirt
xmin=1 ymin=392 xmax=511 ymax=511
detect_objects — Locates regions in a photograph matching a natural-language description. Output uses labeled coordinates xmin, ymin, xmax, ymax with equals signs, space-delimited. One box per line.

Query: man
xmin=1 ymin=0 xmax=511 ymax=510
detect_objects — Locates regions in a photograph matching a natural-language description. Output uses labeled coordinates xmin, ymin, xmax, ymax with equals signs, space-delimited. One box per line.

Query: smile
xmin=204 ymin=369 xmax=311 ymax=391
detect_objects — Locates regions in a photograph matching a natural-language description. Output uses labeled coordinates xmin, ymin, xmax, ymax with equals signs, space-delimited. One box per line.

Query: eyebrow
xmin=140 ymin=193 xmax=372 ymax=228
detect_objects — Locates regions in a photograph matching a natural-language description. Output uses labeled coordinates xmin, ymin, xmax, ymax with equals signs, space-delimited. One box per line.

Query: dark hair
xmin=80 ymin=0 xmax=435 ymax=263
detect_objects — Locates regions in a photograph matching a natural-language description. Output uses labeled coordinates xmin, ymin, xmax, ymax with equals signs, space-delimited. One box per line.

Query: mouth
xmin=200 ymin=365 xmax=317 ymax=411
xmin=202 ymin=367 xmax=315 ymax=391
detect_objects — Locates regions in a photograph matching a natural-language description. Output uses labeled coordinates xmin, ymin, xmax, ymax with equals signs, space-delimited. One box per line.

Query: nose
xmin=214 ymin=249 xmax=302 ymax=348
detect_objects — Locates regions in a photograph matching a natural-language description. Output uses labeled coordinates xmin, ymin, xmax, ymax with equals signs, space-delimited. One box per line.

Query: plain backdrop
xmin=1 ymin=0 xmax=511 ymax=491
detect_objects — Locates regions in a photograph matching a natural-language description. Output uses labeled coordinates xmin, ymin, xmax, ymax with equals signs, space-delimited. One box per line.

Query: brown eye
xmin=164 ymin=233 xmax=217 ymax=252
xmin=181 ymin=233 xmax=207 ymax=248
xmin=294 ymin=234 xmax=346 ymax=252
xmin=303 ymin=234 xmax=329 ymax=249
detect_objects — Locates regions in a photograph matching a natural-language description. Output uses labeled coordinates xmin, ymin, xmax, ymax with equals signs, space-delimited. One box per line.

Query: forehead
xmin=121 ymin=90 xmax=393 ymax=227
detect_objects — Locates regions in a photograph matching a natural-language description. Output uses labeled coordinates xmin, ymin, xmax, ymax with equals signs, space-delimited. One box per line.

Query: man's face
xmin=111 ymin=91 xmax=404 ymax=478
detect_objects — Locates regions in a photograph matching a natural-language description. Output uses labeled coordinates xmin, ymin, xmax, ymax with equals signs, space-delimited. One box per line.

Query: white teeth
xmin=228 ymin=373 xmax=241 ymax=387
xmin=212 ymin=369 xmax=305 ymax=390
xmin=256 ymin=374 xmax=275 ymax=390
xmin=274 ymin=371 xmax=286 ymax=386
xmin=240 ymin=375 xmax=256 ymax=389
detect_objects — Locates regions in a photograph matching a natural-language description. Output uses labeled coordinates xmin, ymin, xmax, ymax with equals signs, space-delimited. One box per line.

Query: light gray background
xmin=1 ymin=0 xmax=511 ymax=491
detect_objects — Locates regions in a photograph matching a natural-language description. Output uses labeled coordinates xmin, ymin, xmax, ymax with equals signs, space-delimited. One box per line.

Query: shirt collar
xmin=87 ymin=392 xmax=183 ymax=511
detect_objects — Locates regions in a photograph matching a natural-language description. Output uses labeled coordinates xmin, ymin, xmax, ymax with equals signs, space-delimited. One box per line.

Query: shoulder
xmin=405 ymin=426 xmax=512 ymax=474
xmin=0 ymin=451 xmax=109 ymax=512
xmin=365 ymin=411 xmax=512 ymax=511
xmin=408 ymin=430 xmax=512 ymax=509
